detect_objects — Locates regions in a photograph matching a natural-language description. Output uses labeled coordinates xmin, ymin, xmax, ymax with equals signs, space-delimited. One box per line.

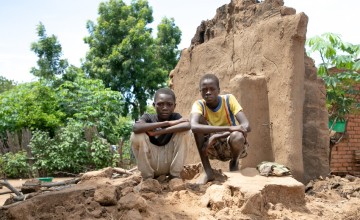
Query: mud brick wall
xmin=331 ymin=84 xmax=360 ymax=177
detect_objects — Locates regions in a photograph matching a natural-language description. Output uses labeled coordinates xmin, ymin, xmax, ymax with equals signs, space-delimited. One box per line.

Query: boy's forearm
xmin=211 ymin=132 xmax=231 ymax=139
xmin=242 ymin=123 xmax=251 ymax=132
xmin=235 ymin=111 xmax=251 ymax=132
xmin=150 ymin=121 xmax=190 ymax=135
xmin=132 ymin=121 xmax=169 ymax=134
xmin=191 ymin=124 xmax=231 ymax=134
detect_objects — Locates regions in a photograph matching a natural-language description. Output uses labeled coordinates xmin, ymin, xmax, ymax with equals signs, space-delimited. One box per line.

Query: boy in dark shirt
xmin=191 ymin=74 xmax=251 ymax=184
xmin=131 ymin=88 xmax=191 ymax=180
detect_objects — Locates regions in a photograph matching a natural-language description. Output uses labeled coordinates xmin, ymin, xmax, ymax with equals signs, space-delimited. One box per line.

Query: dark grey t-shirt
xmin=137 ymin=113 xmax=182 ymax=146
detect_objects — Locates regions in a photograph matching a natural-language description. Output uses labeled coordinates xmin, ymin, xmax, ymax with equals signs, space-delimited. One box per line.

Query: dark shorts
xmin=206 ymin=134 xmax=249 ymax=162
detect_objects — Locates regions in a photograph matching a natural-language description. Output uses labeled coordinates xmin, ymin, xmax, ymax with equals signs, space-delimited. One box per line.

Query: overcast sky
xmin=0 ymin=0 xmax=359 ymax=83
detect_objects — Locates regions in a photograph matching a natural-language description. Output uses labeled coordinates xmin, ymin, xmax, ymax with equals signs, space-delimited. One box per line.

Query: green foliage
xmin=0 ymin=151 xmax=31 ymax=178
xmin=145 ymin=104 xmax=156 ymax=114
xmin=307 ymin=33 xmax=360 ymax=121
xmin=1 ymin=17 xmax=139 ymax=176
xmin=27 ymin=130 xmax=53 ymax=174
xmin=90 ymin=136 xmax=119 ymax=169
xmin=120 ymin=139 xmax=133 ymax=162
xmin=30 ymin=22 xmax=69 ymax=81
xmin=116 ymin=116 xmax=133 ymax=140
xmin=155 ymin=17 xmax=182 ymax=71
xmin=30 ymin=121 xmax=91 ymax=174
xmin=0 ymin=82 xmax=65 ymax=135
xmin=56 ymin=74 xmax=125 ymax=144
xmin=30 ymin=119 xmax=124 ymax=175
xmin=1 ymin=73 xmax=130 ymax=175
xmin=0 ymin=76 xmax=16 ymax=93
xmin=53 ymin=65 xmax=83 ymax=88
xmin=83 ymin=0 xmax=181 ymax=119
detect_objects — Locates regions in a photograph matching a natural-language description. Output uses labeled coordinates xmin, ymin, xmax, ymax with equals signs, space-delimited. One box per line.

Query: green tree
xmin=30 ymin=22 xmax=69 ymax=82
xmin=53 ymin=65 xmax=83 ymax=88
xmin=307 ymin=33 xmax=360 ymax=121
xmin=0 ymin=82 xmax=65 ymax=135
xmin=155 ymin=17 xmax=182 ymax=71
xmin=0 ymin=76 xmax=16 ymax=93
xmin=56 ymin=74 xmax=124 ymax=144
xmin=83 ymin=0 xmax=181 ymax=119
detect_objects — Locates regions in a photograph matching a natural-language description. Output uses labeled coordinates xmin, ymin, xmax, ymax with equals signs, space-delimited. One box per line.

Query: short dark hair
xmin=199 ymin=73 xmax=220 ymax=89
xmin=154 ymin=88 xmax=176 ymax=102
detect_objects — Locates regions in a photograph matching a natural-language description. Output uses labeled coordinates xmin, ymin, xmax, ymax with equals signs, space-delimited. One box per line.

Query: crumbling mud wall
xmin=303 ymin=56 xmax=330 ymax=182
xmin=171 ymin=0 xmax=329 ymax=183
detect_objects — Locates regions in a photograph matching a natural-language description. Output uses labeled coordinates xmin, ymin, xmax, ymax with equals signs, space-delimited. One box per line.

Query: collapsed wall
xmin=171 ymin=0 xmax=329 ymax=183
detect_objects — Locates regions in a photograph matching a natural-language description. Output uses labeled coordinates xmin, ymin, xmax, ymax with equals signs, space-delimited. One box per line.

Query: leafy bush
xmin=56 ymin=74 xmax=125 ymax=144
xmin=30 ymin=120 xmax=91 ymax=174
xmin=307 ymin=33 xmax=360 ymax=121
xmin=90 ymin=136 xmax=119 ymax=169
xmin=121 ymin=139 xmax=135 ymax=162
xmin=0 ymin=82 xmax=65 ymax=135
xmin=1 ymin=151 xmax=31 ymax=178
xmin=30 ymin=119 xmax=123 ymax=175
xmin=28 ymin=130 xmax=54 ymax=175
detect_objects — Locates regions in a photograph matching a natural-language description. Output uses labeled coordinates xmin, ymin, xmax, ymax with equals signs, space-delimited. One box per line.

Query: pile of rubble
xmin=0 ymin=165 xmax=359 ymax=220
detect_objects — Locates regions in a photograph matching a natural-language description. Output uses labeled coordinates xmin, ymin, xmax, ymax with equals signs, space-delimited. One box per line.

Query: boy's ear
xmin=153 ymin=102 xmax=155 ymax=107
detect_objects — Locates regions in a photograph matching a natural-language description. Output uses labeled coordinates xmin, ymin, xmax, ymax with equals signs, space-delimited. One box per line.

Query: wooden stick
xmin=53 ymin=171 xmax=78 ymax=177
xmin=128 ymin=166 xmax=138 ymax=172
xmin=0 ymin=190 xmax=13 ymax=195
xmin=113 ymin=167 xmax=133 ymax=175
xmin=22 ymin=178 xmax=80 ymax=187
xmin=0 ymin=179 xmax=24 ymax=201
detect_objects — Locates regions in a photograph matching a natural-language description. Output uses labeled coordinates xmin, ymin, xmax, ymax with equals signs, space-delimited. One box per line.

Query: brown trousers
xmin=130 ymin=131 xmax=191 ymax=179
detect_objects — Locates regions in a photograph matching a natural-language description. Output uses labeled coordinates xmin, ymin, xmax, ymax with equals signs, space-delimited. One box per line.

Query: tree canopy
xmin=0 ymin=82 xmax=64 ymax=133
xmin=30 ymin=22 xmax=69 ymax=82
xmin=83 ymin=0 xmax=181 ymax=119
xmin=0 ymin=0 xmax=183 ymax=176
xmin=307 ymin=33 xmax=360 ymax=121
xmin=0 ymin=76 xmax=16 ymax=93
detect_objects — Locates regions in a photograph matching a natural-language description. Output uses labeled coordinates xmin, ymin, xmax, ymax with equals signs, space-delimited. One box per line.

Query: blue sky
xmin=0 ymin=0 xmax=359 ymax=83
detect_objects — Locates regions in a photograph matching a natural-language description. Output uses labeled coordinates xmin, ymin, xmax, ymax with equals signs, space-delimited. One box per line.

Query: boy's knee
xmin=176 ymin=130 xmax=192 ymax=138
xmin=229 ymin=131 xmax=245 ymax=143
xmin=130 ymin=132 xmax=147 ymax=145
xmin=173 ymin=130 xmax=192 ymax=147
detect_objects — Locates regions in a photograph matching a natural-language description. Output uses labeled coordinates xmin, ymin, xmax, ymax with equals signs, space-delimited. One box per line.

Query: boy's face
xmin=200 ymin=78 xmax=220 ymax=106
xmin=153 ymin=93 xmax=176 ymax=121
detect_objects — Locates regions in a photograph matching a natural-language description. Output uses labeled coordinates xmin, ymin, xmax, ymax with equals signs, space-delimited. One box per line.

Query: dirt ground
xmin=0 ymin=167 xmax=359 ymax=220
xmin=0 ymin=177 xmax=74 ymax=206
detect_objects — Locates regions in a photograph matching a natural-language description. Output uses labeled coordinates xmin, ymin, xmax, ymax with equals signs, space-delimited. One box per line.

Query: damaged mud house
xmin=1 ymin=0 xmax=359 ymax=219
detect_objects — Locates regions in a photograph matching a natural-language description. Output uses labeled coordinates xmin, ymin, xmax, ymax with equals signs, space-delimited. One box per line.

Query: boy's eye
xmin=156 ymin=102 xmax=173 ymax=107
xmin=201 ymin=88 xmax=216 ymax=93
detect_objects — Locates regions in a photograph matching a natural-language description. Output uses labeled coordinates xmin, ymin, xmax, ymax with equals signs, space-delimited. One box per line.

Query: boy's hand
xmin=229 ymin=125 xmax=247 ymax=137
xmin=168 ymin=118 xmax=189 ymax=127
xmin=146 ymin=127 xmax=162 ymax=136
xmin=146 ymin=130 xmax=157 ymax=136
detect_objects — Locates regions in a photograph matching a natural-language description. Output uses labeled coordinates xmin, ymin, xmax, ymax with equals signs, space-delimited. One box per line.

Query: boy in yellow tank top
xmin=191 ymin=74 xmax=251 ymax=184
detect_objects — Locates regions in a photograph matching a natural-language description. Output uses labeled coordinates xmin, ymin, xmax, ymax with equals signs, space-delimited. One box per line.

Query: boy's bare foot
xmin=229 ymin=159 xmax=239 ymax=171
xmin=196 ymin=171 xmax=214 ymax=184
